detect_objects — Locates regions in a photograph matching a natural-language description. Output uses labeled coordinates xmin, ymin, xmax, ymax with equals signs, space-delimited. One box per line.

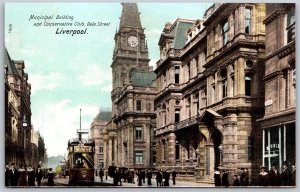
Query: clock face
xmin=128 ymin=36 xmax=138 ymax=47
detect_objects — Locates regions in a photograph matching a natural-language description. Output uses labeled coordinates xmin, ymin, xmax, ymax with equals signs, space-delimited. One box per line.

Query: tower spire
xmin=119 ymin=3 xmax=142 ymax=29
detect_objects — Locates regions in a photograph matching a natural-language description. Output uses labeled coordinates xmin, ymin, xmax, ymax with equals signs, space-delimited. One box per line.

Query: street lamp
xmin=218 ymin=145 xmax=223 ymax=167
xmin=22 ymin=115 xmax=28 ymax=165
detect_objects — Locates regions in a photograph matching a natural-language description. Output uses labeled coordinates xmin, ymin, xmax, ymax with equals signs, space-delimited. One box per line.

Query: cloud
xmin=100 ymin=83 xmax=112 ymax=93
xmin=78 ymin=64 xmax=111 ymax=86
xmin=32 ymin=100 xmax=99 ymax=157
xmin=29 ymin=72 xmax=64 ymax=95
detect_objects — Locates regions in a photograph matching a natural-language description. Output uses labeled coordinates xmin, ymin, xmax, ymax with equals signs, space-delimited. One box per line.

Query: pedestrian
xmin=290 ymin=164 xmax=296 ymax=186
xmin=27 ymin=166 xmax=36 ymax=186
xmin=116 ymin=168 xmax=122 ymax=186
xmin=257 ymin=165 xmax=269 ymax=186
xmin=233 ymin=174 xmax=240 ymax=186
xmin=138 ymin=170 xmax=142 ymax=186
xmin=147 ymin=169 xmax=152 ymax=185
xmin=268 ymin=164 xmax=281 ymax=186
xmin=281 ymin=162 xmax=291 ymax=186
xmin=36 ymin=166 xmax=44 ymax=186
xmin=221 ymin=170 xmax=229 ymax=187
xmin=9 ymin=163 xmax=19 ymax=186
xmin=172 ymin=170 xmax=177 ymax=185
xmin=18 ymin=165 xmax=27 ymax=186
xmin=99 ymin=168 xmax=104 ymax=183
xmin=156 ymin=169 xmax=163 ymax=186
xmin=5 ymin=163 xmax=10 ymax=186
xmin=163 ymin=170 xmax=170 ymax=186
xmin=214 ymin=168 xmax=221 ymax=187
xmin=105 ymin=170 xmax=108 ymax=180
xmin=141 ymin=169 xmax=146 ymax=184
xmin=47 ymin=168 xmax=55 ymax=186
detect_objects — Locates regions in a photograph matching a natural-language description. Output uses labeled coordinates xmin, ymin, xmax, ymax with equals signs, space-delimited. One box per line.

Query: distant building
xmin=258 ymin=3 xmax=295 ymax=170
xmin=5 ymin=49 xmax=32 ymax=167
xmin=90 ymin=110 xmax=112 ymax=172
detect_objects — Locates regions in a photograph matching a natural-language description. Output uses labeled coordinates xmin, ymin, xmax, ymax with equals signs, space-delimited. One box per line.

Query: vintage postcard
xmin=4 ymin=2 xmax=296 ymax=188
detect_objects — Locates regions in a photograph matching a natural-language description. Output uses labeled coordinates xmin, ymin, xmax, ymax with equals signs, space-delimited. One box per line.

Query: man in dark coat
xmin=172 ymin=170 xmax=177 ymax=185
xmin=268 ymin=165 xmax=281 ymax=186
xmin=281 ymin=162 xmax=291 ymax=186
xmin=163 ymin=170 xmax=170 ymax=186
xmin=156 ymin=169 xmax=163 ymax=186
xmin=146 ymin=169 xmax=152 ymax=185
xmin=233 ymin=174 xmax=240 ymax=186
xmin=9 ymin=163 xmax=19 ymax=186
xmin=221 ymin=170 xmax=229 ymax=187
xmin=5 ymin=163 xmax=10 ymax=186
xmin=140 ymin=169 xmax=146 ymax=184
xmin=240 ymin=168 xmax=249 ymax=186
xmin=99 ymin=169 xmax=104 ymax=183
xmin=36 ymin=166 xmax=44 ymax=186
xmin=214 ymin=169 xmax=221 ymax=186
xmin=290 ymin=165 xmax=296 ymax=186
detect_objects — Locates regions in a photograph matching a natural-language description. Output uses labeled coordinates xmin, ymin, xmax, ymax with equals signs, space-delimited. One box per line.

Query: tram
xmin=67 ymin=137 xmax=95 ymax=185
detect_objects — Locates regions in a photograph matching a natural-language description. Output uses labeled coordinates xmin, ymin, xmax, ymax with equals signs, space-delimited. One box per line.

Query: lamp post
xmin=22 ymin=115 xmax=28 ymax=166
xmin=218 ymin=145 xmax=223 ymax=167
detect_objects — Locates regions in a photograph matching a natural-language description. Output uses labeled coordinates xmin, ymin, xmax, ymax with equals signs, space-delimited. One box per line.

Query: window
xmin=248 ymin=137 xmax=254 ymax=161
xmin=221 ymin=69 xmax=227 ymax=99
xmin=245 ymin=8 xmax=252 ymax=34
xmin=175 ymin=109 xmax=180 ymax=123
xmin=175 ymin=140 xmax=180 ymax=160
xmin=175 ymin=66 xmax=180 ymax=84
xmin=99 ymin=146 xmax=103 ymax=153
xmin=287 ymin=8 xmax=295 ymax=43
xmin=135 ymin=151 xmax=143 ymax=164
xmin=245 ymin=75 xmax=251 ymax=96
xmin=152 ymin=151 xmax=156 ymax=164
xmin=222 ymin=20 xmax=229 ymax=45
xmin=136 ymin=100 xmax=142 ymax=111
xmin=135 ymin=127 xmax=142 ymax=141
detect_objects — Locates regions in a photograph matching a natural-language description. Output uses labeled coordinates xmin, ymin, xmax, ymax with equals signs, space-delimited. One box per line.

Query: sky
xmin=5 ymin=2 xmax=212 ymax=157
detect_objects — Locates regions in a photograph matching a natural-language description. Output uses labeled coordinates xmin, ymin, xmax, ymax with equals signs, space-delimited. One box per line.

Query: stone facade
xmin=258 ymin=3 xmax=295 ymax=171
xmin=155 ymin=3 xmax=266 ymax=182
xmin=90 ymin=110 xmax=112 ymax=172
xmin=5 ymin=49 xmax=33 ymax=167
xmin=110 ymin=3 xmax=157 ymax=169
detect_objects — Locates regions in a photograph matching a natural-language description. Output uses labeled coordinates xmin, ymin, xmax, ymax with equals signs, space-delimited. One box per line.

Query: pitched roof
xmin=5 ymin=49 xmax=19 ymax=76
xmin=119 ymin=3 xmax=142 ymax=29
xmin=131 ymin=71 xmax=156 ymax=87
xmin=95 ymin=111 xmax=112 ymax=122
xmin=173 ymin=21 xmax=194 ymax=49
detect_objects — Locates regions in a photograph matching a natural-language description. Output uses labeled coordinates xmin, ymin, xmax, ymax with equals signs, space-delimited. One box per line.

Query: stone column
xmin=168 ymin=133 xmax=176 ymax=166
xmin=237 ymin=58 xmax=245 ymax=95
xmin=128 ymin=125 xmax=134 ymax=166
xmin=108 ymin=138 xmax=112 ymax=166
xmin=206 ymin=143 xmax=215 ymax=178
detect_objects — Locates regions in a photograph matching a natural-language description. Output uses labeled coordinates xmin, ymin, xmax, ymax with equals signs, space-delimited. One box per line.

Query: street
xmin=41 ymin=175 xmax=214 ymax=187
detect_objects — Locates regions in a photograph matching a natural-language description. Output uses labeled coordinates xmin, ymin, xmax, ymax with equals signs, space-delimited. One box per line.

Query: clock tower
xmin=111 ymin=3 xmax=150 ymax=102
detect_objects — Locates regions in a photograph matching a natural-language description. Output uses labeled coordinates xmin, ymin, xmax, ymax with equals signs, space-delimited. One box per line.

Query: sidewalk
xmin=54 ymin=175 xmax=215 ymax=187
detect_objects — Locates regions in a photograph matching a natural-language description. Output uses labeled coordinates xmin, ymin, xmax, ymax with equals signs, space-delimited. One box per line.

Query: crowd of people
xmin=108 ymin=167 xmax=177 ymax=187
xmin=5 ymin=162 xmax=56 ymax=187
xmin=214 ymin=161 xmax=296 ymax=187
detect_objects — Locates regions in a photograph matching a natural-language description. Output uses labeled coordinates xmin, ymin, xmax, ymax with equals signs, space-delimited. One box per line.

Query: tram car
xmin=67 ymin=138 xmax=95 ymax=185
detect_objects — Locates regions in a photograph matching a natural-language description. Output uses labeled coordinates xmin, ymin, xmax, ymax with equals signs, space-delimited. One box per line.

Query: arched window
xmin=245 ymin=75 xmax=252 ymax=96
